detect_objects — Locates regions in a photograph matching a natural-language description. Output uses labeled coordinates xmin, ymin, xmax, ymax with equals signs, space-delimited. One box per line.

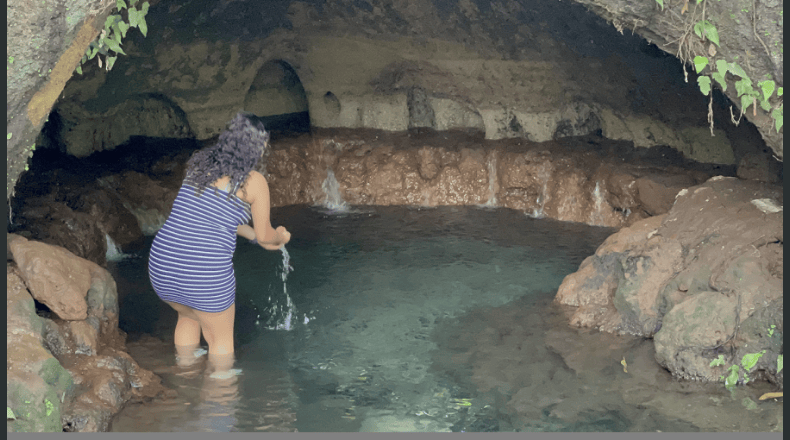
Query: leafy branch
xmin=75 ymin=0 xmax=150 ymax=74
xmin=657 ymin=0 xmax=783 ymax=133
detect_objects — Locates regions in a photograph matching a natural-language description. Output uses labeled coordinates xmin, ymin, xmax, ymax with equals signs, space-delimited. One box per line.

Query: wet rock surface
xmin=7 ymin=239 xmax=169 ymax=432
xmin=555 ymin=177 xmax=783 ymax=386
xmin=7 ymin=130 xmax=782 ymax=432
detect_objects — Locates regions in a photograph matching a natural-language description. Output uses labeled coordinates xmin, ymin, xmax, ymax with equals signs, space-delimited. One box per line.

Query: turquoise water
xmin=108 ymin=206 xmax=780 ymax=432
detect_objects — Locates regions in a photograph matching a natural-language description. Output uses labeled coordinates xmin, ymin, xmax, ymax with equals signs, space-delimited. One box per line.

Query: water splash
xmin=321 ymin=169 xmax=349 ymax=212
xmin=105 ymin=234 xmax=128 ymax=261
xmin=261 ymin=246 xmax=308 ymax=331
xmin=280 ymin=246 xmax=293 ymax=283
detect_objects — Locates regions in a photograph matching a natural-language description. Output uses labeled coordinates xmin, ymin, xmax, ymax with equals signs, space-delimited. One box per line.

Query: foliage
xmin=710 ymin=350 xmax=766 ymax=390
xmin=75 ymin=0 xmax=150 ymax=75
xmin=656 ymin=0 xmax=783 ymax=133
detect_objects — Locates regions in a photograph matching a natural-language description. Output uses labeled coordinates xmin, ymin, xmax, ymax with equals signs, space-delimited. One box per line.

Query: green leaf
xmin=693 ymin=56 xmax=709 ymax=73
xmin=728 ymin=62 xmax=748 ymax=79
xmin=106 ymin=56 xmax=117 ymax=71
xmin=128 ymin=7 xmax=139 ymax=28
xmin=7 ymin=133 xmax=12 ymax=140
xmin=741 ymin=94 xmax=754 ymax=112
xmin=741 ymin=351 xmax=765 ymax=371
xmin=715 ymin=59 xmax=729 ymax=75
xmin=735 ymin=78 xmax=753 ymax=97
xmin=102 ymin=37 xmax=126 ymax=56
xmin=105 ymin=14 xmax=122 ymax=30
xmin=758 ymin=80 xmax=776 ymax=101
xmin=704 ymin=22 xmax=720 ymax=46
xmin=116 ymin=0 xmax=127 ymax=10
xmin=772 ymin=108 xmax=783 ymax=132
xmin=76 ymin=65 xmax=83 ymax=75
xmin=118 ymin=21 xmax=129 ymax=38
xmin=142 ymin=1 xmax=150 ymax=15
xmin=130 ymin=0 xmax=139 ymax=6
xmin=88 ymin=44 xmax=99 ymax=60
xmin=778 ymin=355 xmax=783 ymax=374
xmin=139 ymin=16 xmax=148 ymax=37
xmin=7 ymin=407 xmax=15 ymax=420
xmin=693 ymin=21 xmax=703 ymax=39
xmin=655 ymin=0 xmax=664 ymax=10
xmin=697 ymin=76 xmax=712 ymax=95
xmin=112 ymin=26 xmax=123 ymax=44
xmin=760 ymin=99 xmax=772 ymax=112
xmin=778 ymin=87 xmax=783 ymax=97
xmin=724 ymin=365 xmax=739 ymax=390
xmin=709 ymin=354 xmax=726 ymax=367
xmin=711 ymin=71 xmax=727 ymax=91
xmin=693 ymin=21 xmax=720 ymax=46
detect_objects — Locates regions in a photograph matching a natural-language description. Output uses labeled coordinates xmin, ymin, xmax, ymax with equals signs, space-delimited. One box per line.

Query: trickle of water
xmin=280 ymin=246 xmax=293 ymax=283
xmin=321 ymin=169 xmax=348 ymax=212
xmin=482 ymin=153 xmax=498 ymax=207
xmin=589 ymin=181 xmax=604 ymax=226
xmin=105 ymin=234 xmax=127 ymax=262
xmin=529 ymin=166 xmax=550 ymax=219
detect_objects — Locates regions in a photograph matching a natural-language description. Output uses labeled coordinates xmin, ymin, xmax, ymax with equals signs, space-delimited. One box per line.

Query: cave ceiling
xmin=6 ymin=0 xmax=782 ymax=200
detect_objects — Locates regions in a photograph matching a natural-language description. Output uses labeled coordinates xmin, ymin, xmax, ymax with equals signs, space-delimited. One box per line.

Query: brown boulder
xmin=9 ymin=235 xmax=98 ymax=320
xmin=736 ymin=152 xmax=782 ymax=183
xmin=635 ymin=173 xmax=696 ymax=216
xmin=555 ymin=176 xmax=783 ymax=384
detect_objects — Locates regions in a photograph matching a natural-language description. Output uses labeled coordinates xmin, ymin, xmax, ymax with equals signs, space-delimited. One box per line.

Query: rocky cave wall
xmin=8 ymin=0 xmax=784 ymax=202
xmin=6 ymin=0 xmax=783 ymax=432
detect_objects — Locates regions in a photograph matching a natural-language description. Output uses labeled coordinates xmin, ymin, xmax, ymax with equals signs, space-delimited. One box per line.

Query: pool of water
xmin=108 ymin=205 xmax=782 ymax=432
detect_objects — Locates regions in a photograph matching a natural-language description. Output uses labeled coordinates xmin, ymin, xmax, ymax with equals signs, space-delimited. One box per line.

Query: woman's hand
xmin=275 ymin=226 xmax=291 ymax=245
xmin=260 ymin=226 xmax=290 ymax=251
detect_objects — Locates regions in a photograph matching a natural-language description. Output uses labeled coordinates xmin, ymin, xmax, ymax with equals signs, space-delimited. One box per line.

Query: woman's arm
xmin=236 ymin=224 xmax=256 ymax=240
xmin=243 ymin=171 xmax=291 ymax=250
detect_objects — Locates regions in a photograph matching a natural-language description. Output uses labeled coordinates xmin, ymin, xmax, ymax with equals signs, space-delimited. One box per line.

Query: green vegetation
xmin=656 ymin=0 xmax=783 ymax=133
xmin=75 ymin=0 xmax=150 ymax=74
xmin=710 ymin=351 xmax=782 ymax=390
xmin=710 ymin=351 xmax=764 ymax=389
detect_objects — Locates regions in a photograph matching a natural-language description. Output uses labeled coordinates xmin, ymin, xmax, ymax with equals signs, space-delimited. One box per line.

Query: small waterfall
xmin=589 ymin=181 xmax=605 ymax=226
xmin=529 ymin=182 xmax=548 ymax=219
xmin=529 ymin=165 xmax=550 ymax=219
xmin=482 ymin=152 xmax=498 ymax=207
xmin=320 ymin=169 xmax=349 ymax=212
xmin=105 ymin=234 xmax=127 ymax=262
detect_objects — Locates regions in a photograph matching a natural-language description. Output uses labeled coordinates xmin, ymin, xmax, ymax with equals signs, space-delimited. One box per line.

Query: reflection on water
xmin=109 ymin=206 xmax=782 ymax=432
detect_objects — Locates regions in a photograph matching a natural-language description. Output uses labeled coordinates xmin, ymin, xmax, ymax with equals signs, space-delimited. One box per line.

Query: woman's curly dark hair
xmin=185 ymin=112 xmax=270 ymax=200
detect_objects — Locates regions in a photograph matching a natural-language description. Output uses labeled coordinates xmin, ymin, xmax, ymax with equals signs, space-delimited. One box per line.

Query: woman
xmin=148 ymin=112 xmax=291 ymax=366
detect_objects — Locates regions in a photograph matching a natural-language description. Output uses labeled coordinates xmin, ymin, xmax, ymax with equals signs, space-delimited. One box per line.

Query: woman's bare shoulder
xmin=239 ymin=170 xmax=268 ymax=202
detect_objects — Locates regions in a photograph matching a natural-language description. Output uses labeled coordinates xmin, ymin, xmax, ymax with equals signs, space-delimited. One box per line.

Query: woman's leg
xmin=164 ymin=301 xmax=236 ymax=357
xmin=193 ymin=303 xmax=236 ymax=357
xmin=165 ymin=301 xmax=203 ymax=347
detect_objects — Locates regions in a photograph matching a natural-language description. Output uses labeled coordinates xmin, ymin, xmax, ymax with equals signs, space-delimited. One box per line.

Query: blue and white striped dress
xmin=148 ymin=180 xmax=252 ymax=313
